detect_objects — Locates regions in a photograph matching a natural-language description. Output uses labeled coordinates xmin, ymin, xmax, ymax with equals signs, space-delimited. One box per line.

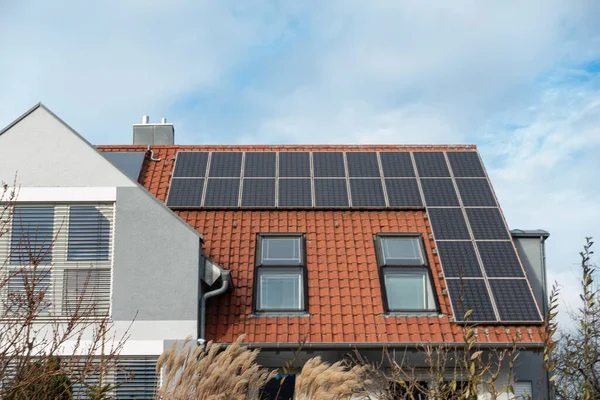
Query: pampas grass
xmin=294 ymin=356 xmax=367 ymax=400
xmin=155 ymin=335 xmax=276 ymax=400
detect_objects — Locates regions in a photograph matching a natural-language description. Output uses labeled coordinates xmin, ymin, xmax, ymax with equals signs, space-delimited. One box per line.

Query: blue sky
xmin=1 ymin=1 xmax=600 ymax=327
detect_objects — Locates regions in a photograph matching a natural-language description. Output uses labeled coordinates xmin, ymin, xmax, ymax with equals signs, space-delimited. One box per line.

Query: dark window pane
xmin=68 ymin=206 xmax=111 ymax=261
xmin=257 ymin=269 xmax=303 ymax=311
xmin=10 ymin=207 xmax=54 ymax=265
xmin=261 ymin=237 xmax=302 ymax=265
xmin=380 ymin=237 xmax=423 ymax=265
xmin=384 ymin=270 xmax=435 ymax=311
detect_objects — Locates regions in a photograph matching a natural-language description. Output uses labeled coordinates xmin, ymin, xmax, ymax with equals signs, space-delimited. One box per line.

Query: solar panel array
xmin=167 ymin=150 xmax=542 ymax=323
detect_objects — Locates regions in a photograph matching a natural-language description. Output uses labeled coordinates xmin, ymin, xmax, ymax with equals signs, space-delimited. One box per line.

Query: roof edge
xmin=96 ymin=144 xmax=478 ymax=150
xmin=511 ymin=229 xmax=550 ymax=239
xmin=0 ymin=102 xmax=44 ymax=136
xmin=217 ymin=341 xmax=544 ymax=350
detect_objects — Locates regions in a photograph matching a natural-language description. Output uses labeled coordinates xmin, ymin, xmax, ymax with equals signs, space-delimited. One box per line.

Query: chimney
xmin=133 ymin=115 xmax=174 ymax=145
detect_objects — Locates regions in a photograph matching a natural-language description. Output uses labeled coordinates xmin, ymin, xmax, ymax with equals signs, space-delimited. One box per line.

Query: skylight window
xmin=254 ymin=234 xmax=306 ymax=312
xmin=375 ymin=234 xmax=437 ymax=313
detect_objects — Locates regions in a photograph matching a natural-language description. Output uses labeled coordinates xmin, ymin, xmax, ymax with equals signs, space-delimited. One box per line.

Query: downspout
xmin=198 ymin=271 xmax=231 ymax=345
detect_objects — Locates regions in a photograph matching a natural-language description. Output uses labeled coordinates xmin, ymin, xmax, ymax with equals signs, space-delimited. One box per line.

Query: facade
xmin=0 ymin=104 xmax=550 ymax=399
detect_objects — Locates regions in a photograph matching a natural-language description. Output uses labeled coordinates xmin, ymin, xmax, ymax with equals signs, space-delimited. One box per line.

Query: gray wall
xmin=0 ymin=105 xmax=134 ymax=187
xmin=513 ymin=237 xmax=547 ymax=314
xmin=112 ymin=186 xmax=201 ymax=321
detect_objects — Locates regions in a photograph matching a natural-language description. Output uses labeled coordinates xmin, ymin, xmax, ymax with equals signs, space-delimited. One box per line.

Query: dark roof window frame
xmin=253 ymin=233 xmax=308 ymax=314
xmin=374 ymin=233 xmax=440 ymax=314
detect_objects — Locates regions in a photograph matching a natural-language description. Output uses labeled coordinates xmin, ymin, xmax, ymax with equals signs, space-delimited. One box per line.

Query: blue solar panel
xmin=278 ymin=179 xmax=312 ymax=207
xmin=241 ymin=179 xmax=275 ymax=207
xmin=279 ymin=152 xmax=310 ymax=177
xmin=349 ymin=179 xmax=385 ymax=207
xmin=489 ymin=279 xmax=541 ymax=321
xmin=436 ymin=241 xmax=482 ymax=278
xmin=446 ymin=279 xmax=496 ymax=322
xmin=380 ymin=152 xmax=415 ymax=177
xmin=172 ymin=152 xmax=209 ymax=178
xmin=313 ymin=152 xmax=346 ymax=178
xmin=167 ymin=179 xmax=204 ymax=207
xmin=420 ymin=179 xmax=459 ymax=206
xmin=477 ymin=241 xmax=524 ymax=278
xmin=466 ymin=208 xmax=510 ymax=240
xmin=456 ymin=179 xmax=496 ymax=207
xmin=314 ymin=179 xmax=349 ymax=207
xmin=244 ymin=152 xmax=276 ymax=177
xmin=413 ymin=152 xmax=450 ymax=177
xmin=428 ymin=208 xmax=470 ymax=240
xmin=447 ymin=151 xmax=486 ymax=177
xmin=209 ymin=152 xmax=242 ymax=177
xmin=203 ymin=179 xmax=240 ymax=207
xmin=346 ymin=152 xmax=380 ymax=177
xmin=384 ymin=179 xmax=423 ymax=207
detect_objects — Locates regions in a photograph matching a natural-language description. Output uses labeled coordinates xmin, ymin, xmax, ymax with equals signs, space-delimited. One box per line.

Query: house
xmin=0 ymin=104 xmax=550 ymax=399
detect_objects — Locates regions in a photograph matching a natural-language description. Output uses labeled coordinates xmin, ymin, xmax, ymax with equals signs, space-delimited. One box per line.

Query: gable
xmin=0 ymin=104 xmax=135 ymax=188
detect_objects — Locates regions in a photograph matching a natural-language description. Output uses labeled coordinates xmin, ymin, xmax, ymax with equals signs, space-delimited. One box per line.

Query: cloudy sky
xmin=1 ymin=1 xmax=599 ymax=326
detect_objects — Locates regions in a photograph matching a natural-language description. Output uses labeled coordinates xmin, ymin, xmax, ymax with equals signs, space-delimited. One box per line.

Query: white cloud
xmin=1 ymin=0 xmax=600 ymax=329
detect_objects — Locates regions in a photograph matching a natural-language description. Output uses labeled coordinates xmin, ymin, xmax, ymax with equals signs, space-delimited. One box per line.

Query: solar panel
xmin=208 ymin=152 xmax=242 ymax=177
xmin=456 ymin=179 xmax=496 ymax=207
xmin=380 ymin=152 xmax=415 ymax=177
xmin=279 ymin=152 xmax=310 ymax=177
xmin=427 ymin=208 xmax=470 ymax=240
xmin=244 ymin=152 xmax=276 ymax=177
xmin=436 ymin=241 xmax=482 ymax=277
xmin=166 ymin=179 xmax=203 ymax=207
xmin=241 ymin=179 xmax=275 ymax=207
xmin=346 ymin=152 xmax=380 ymax=177
xmin=489 ymin=279 xmax=541 ymax=321
xmin=477 ymin=241 xmax=524 ymax=278
xmin=313 ymin=152 xmax=346 ymax=178
xmin=446 ymin=279 xmax=496 ymax=322
xmin=103 ymin=151 xmax=146 ymax=181
xmin=173 ymin=152 xmax=209 ymax=178
xmin=420 ymin=179 xmax=460 ymax=207
xmin=384 ymin=179 xmax=423 ymax=207
xmin=465 ymin=208 xmax=510 ymax=240
xmin=447 ymin=151 xmax=486 ymax=177
xmin=349 ymin=179 xmax=385 ymax=207
xmin=278 ymin=179 xmax=312 ymax=207
xmin=314 ymin=179 xmax=349 ymax=207
xmin=413 ymin=152 xmax=450 ymax=177
xmin=203 ymin=179 xmax=240 ymax=207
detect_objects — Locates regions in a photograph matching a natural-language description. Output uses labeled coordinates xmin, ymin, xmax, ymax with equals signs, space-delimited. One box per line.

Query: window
xmin=375 ymin=234 xmax=437 ymax=313
xmin=3 ymin=204 xmax=114 ymax=318
xmin=68 ymin=206 xmax=111 ymax=261
xmin=10 ymin=206 xmax=54 ymax=265
xmin=254 ymin=234 xmax=306 ymax=312
xmin=510 ymin=381 xmax=533 ymax=399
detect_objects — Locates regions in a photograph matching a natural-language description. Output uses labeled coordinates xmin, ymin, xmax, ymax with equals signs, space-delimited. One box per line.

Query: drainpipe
xmin=198 ymin=270 xmax=231 ymax=345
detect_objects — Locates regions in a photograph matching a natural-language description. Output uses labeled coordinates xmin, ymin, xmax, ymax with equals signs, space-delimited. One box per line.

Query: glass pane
xmin=385 ymin=272 xmax=426 ymax=310
xmin=381 ymin=237 xmax=423 ymax=265
xmin=68 ymin=206 xmax=111 ymax=261
xmin=10 ymin=207 xmax=54 ymax=265
xmin=261 ymin=237 xmax=301 ymax=265
xmin=259 ymin=273 xmax=301 ymax=310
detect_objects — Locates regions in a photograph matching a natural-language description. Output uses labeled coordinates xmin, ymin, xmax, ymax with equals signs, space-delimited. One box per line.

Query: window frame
xmin=253 ymin=233 xmax=308 ymax=314
xmin=3 ymin=203 xmax=114 ymax=319
xmin=374 ymin=233 xmax=439 ymax=314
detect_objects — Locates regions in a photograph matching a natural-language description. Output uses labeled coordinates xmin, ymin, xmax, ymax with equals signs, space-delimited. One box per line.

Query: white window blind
xmin=1 ymin=203 xmax=114 ymax=319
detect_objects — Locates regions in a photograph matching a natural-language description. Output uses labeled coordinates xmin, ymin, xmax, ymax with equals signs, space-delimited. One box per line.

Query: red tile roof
xmin=98 ymin=144 xmax=545 ymax=345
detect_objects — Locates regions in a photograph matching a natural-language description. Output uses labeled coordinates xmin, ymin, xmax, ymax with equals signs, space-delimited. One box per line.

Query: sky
xmin=1 ymin=1 xmax=599 ymax=328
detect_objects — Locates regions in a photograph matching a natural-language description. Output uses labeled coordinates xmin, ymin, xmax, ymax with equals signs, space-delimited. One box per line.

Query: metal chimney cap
xmin=161 ymin=117 xmax=167 ymax=124
xmin=141 ymin=115 xmax=150 ymax=124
